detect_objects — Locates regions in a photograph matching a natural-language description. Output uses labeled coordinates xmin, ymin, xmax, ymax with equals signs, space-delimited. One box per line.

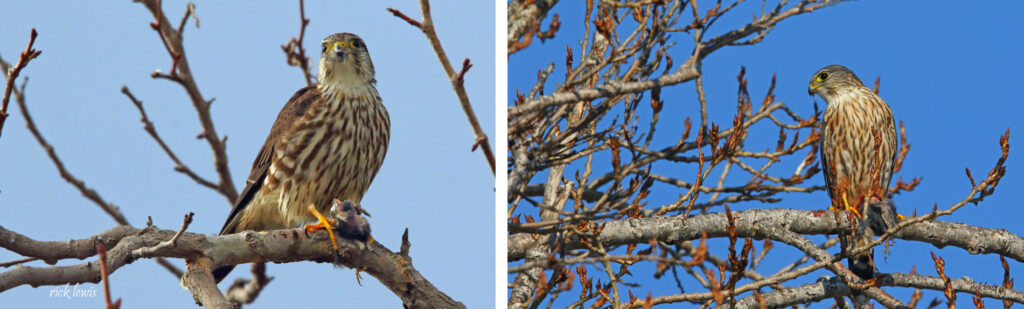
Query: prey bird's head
xmin=808 ymin=64 xmax=865 ymax=99
xmin=318 ymin=33 xmax=376 ymax=89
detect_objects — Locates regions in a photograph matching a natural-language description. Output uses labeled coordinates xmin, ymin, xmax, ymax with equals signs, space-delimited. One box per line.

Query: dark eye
xmin=818 ymin=72 xmax=829 ymax=80
xmin=322 ymin=44 xmax=327 ymax=53
xmin=351 ymin=39 xmax=363 ymax=49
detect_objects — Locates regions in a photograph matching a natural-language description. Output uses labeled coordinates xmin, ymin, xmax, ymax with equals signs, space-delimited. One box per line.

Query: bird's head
xmin=318 ymin=33 xmax=376 ymax=90
xmin=808 ymin=64 xmax=864 ymax=99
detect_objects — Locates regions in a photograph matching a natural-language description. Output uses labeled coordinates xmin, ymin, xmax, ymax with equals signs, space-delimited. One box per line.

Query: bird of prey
xmin=213 ymin=33 xmax=389 ymax=282
xmin=808 ymin=64 xmax=897 ymax=298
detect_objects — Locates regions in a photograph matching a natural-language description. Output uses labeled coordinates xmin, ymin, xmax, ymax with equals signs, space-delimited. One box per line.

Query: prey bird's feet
xmin=305 ymin=204 xmax=339 ymax=250
xmin=329 ymin=199 xmax=372 ymax=247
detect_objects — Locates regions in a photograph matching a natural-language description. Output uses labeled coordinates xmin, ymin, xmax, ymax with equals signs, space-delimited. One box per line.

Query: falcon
xmin=213 ymin=33 xmax=389 ymax=282
xmin=808 ymin=64 xmax=897 ymax=291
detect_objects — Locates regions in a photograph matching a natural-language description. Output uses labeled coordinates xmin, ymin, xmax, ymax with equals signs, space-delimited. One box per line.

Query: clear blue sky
xmin=509 ymin=1 xmax=1023 ymax=307
xmin=1 ymin=1 xmax=494 ymax=308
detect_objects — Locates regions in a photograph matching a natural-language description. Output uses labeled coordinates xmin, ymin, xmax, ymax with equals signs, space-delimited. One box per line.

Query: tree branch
xmin=0 ymin=221 xmax=464 ymax=308
xmin=507 ymin=0 xmax=560 ymax=54
xmin=507 ymin=0 xmax=841 ymax=119
xmin=223 ymin=262 xmax=272 ymax=304
xmin=122 ymin=86 xmax=221 ymax=192
xmin=390 ymin=1 xmax=497 ymax=175
xmin=722 ymin=272 xmax=1024 ymax=309
xmin=0 ymin=28 xmax=41 ymax=141
xmin=508 ymin=208 xmax=1024 ymax=263
xmin=4 ymin=62 xmax=184 ymax=278
xmin=280 ymin=0 xmax=313 ymax=86
xmin=182 ymin=257 xmax=232 ymax=309
xmin=133 ymin=0 xmax=238 ymax=203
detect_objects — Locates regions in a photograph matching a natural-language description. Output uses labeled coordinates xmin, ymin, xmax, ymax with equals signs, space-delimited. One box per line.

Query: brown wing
xmin=219 ymin=85 xmax=320 ymax=235
xmin=819 ymin=136 xmax=838 ymax=205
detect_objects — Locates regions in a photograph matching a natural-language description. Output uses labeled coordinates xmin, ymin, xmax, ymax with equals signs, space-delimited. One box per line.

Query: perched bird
xmin=808 ymin=64 xmax=897 ymax=302
xmin=213 ymin=33 xmax=389 ymax=283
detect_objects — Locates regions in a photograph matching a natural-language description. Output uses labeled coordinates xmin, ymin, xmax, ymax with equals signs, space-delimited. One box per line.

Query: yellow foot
xmin=843 ymin=194 xmax=861 ymax=217
xmin=304 ymin=204 xmax=339 ymax=250
xmin=897 ymin=214 xmax=906 ymax=221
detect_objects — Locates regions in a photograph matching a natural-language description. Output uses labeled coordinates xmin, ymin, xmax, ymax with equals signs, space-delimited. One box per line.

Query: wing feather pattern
xmin=219 ymin=85 xmax=320 ymax=235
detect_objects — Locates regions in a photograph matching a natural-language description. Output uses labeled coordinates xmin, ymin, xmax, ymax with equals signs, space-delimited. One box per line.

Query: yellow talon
xmin=897 ymin=214 xmax=906 ymax=221
xmin=368 ymin=235 xmax=375 ymax=247
xmin=842 ymin=194 xmax=862 ymax=217
xmin=304 ymin=204 xmax=339 ymax=250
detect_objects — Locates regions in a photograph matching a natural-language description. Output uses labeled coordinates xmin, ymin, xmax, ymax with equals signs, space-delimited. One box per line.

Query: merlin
xmin=213 ymin=33 xmax=389 ymax=282
xmin=808 ymin=64 xmax=897 ymax=292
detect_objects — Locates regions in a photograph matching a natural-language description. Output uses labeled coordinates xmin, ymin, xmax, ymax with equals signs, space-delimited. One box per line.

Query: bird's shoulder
xmin=246 ymin=84 xmax=321 ymax=181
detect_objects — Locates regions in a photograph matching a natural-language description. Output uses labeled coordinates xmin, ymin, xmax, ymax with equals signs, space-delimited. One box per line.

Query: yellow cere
xmin=334 ymin=41 xmax=348 ymax=49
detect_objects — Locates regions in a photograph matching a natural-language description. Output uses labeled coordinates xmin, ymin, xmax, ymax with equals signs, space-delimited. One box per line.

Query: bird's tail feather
xmin=212 ymin=265 xmax=235 ymax=284
xmin=848 ymin=251 xmax=873 ymax=308
xmin=849 ymin=253 xmax=873 ymax=281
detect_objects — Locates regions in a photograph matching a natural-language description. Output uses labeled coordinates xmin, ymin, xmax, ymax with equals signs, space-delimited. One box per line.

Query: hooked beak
xmin=808 ymin=82 xmax=819 ymax=96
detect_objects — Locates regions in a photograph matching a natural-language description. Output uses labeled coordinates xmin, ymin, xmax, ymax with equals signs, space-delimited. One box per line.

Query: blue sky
xmin=509 ymin=1 xmax=1023 ymax=307
xmin=0 ymin=1 xmax=494 ymax=308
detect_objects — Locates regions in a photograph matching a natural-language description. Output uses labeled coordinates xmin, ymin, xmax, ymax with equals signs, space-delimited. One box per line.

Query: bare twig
xmin=97 ymin=244 xmax=122 ymax=309
xmin=135 ymin=0 xmax=238 ymax=203
xmin=508 ymin=0 xmax=841 ymax=118
xmin=387 ymin=8 xmax=423 ymax=29
xmin=400 ymin=228 xmax=411 ymax=257
xmin=130 ymin=212 xmax=194 ymax=257
xmin=0 ymin=257 xmax=38 ymax=268
xmin=15 ymin=78 xmax=128 ymax=224
xmin=0 ymin=28 xmax=41 ymax=141
xmin=507 ymin=0 xmax=560 ymax=54
xmin=390 ymin=1 xmax=497 ymax=175
xmin=176 ymin=2 xmax=198 ymax=34
xmin=8 ymin=58 xmax=183 ymax=278
xmin=281 ymin=0 xmax=313 ymax=86
xmin=122 ymin=86 xmax=220 ymax=191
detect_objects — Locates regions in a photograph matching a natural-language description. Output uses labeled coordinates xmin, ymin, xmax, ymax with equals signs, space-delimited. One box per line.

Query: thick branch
xmin=723 ymin=272 xmax=1024 ymax=308
xmin=0 ymin=225 xmax=136 ymax=263
xmin=181 ymin=257 xmax=232 ymax=309
xmin=508 ymin=208 xmax=1024 ymax=263
xmin=0 ymin=223 xmax=464 ymax=308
